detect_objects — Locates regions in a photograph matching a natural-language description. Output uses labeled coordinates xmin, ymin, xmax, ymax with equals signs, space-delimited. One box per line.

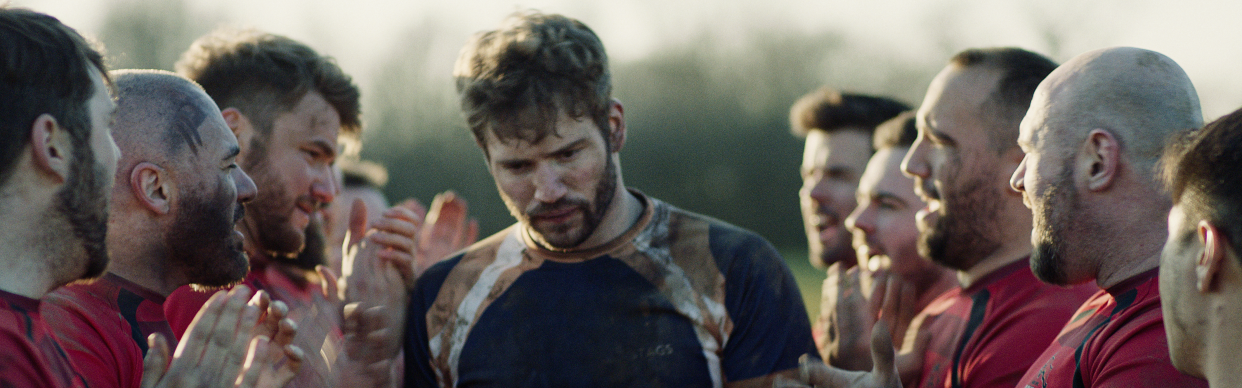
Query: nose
xmin=532 ymin=162 xmax=567 ymax=203
xmin=233 ymin=167 xmax=258 ymax=204
xmin=901 ymin=136 xmax=929 ymax=179
xmin=802 ymin=173 xmax=831 ymax=206
xmin=845 ymin=201 xmax=875 ymax=236
xmin=310 ymin=165 xmax=336 ymax=206
xmin=1010 ymin=156 xmax=1028 ymax=193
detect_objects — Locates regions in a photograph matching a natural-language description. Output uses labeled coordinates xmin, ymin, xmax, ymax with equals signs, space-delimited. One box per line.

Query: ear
xmin=130 ymin=162 xmax=172 ymax=215
xmin=221 ymin=108 xmax=254 ymax=159
xmin=1081 ymin=129 xmax=1120 ymax=192
xmin=1197 ymin=220 xmax=1226 ymax=293
xmin=29 ymin=114 xmax=72 ymax=182
xmin=606 ymin=99 xmax=626 ymax=153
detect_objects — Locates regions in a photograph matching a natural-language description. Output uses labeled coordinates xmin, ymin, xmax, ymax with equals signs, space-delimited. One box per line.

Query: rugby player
xmin=1012 ymin=46 xmax=1209 ymax=387
xmin=1159 ymin=106 xmax=1242 ymax=388
xmin=787 ymin=88 xmax=909 ymax=370
xmin=405 ymin=11 xmax=816 ymax=387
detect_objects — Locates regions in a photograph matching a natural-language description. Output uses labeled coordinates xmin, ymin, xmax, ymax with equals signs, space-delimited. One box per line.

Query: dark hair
xmin=873 ymin=110 xmax=918 ymax=150
xmin=454 ymin=11 xmax=611 ymax=149
xmin=950 ymin=47 xmax=1057 ymax=151
xmin=1162 ymin=107 xmax=1242 ymax=260
xmin=789 ymin=87 xmax=910 ymax=138
xmin=176 ymin=29 xmax=360 ymax=140
xmin=0 ymin=7 xmax=107 ymax=185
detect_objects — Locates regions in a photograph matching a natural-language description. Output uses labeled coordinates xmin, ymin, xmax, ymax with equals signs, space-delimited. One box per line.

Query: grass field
xmin=778 ymin=247 xmax=826 ymax=324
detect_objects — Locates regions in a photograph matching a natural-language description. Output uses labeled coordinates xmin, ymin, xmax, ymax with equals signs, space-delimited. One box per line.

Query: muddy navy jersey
xmin=404 ymin=192 xmax=816 ymax=387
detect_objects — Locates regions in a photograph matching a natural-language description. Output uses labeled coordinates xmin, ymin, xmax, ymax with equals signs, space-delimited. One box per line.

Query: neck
xmin=575 ymin=185 xmax=643 ymax=251
xmin=0 ymin=197 xmax=70 ymax=299
xmin=913 ymin=268 xmax=959 ymax=311
xmin=108 ymin=255 xmax=181 ymax=296
xmin=1090 ymin=196 xmax=1168 ymax=289
xmin=958 ymin=242 xmax=1029 ymax=289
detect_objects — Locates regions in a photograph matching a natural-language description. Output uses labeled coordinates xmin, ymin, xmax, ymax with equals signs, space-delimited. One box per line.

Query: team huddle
xmin=1 ymin=5 xmax=1239 ymax=388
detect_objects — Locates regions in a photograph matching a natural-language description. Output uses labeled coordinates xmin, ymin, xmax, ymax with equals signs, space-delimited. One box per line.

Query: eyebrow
xmin=308 ymin=139 xmax=337 ymax=158
xmin=872 ymin=191 xmax=909 ymax=207
xmin=549 ymin=138 xmax=591 ymax=155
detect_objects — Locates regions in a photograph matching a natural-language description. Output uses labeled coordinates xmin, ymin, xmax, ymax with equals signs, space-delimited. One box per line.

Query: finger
xmin=371 ymin=217 xmax=418 ymax=241
xmin=316 ymin=265 xmax=342 ymax=305
xmin=348 ymin=198 xmax=368 ymax=247
xmin=248 ymin=291 xmax=273 ymax=337
xmin=397 ymin=197 xmax=428 ymax=222
xmin=424 ymin=192 xmax=468 ymax=243
xmin=174 ymin=290 xmax=231 ymax=360
xmin=200 ymin=287 xmax=255 ymax=375
xmin=378 ymin=250 xmax=416 ymax=285
xmin=368 ymin=231 xmax=415 ymax=253
xmin=870 ymin=320 xmax=900 ymax=387
xmin=235 ymin=336 xmax=269 ymax=388
xmin=140 ymin=333 xmax=170 ymax=388
xmin=869 ymin=271 xmax=890 ymax=319
xmin=273 ymin=317 xmax=298 ymax=348
xmin=280 ymin=344 xmax=305 ymax=382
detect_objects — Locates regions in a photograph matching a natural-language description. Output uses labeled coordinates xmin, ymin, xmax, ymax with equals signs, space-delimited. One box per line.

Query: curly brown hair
xmin=454 ymin=11 xmax=611 ymax=151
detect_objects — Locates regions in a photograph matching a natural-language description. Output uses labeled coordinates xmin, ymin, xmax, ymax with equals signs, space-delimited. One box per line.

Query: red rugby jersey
xmin=0 ymin=289 xmax=88 ymax=388
xmin=42 ymin=272 xmax=177 ymax=388
xmin=1017 ymin=269 xmax=1207 ymax=388
xmin=915 ymin=260 xmax=1097 ymax=388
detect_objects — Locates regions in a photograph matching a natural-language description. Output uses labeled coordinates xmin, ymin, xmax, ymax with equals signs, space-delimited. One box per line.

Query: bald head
xmin=110 ymin=70 xmax=224 ymax=167
xmin=1029 ymin=47 xmax=1202 ymax=172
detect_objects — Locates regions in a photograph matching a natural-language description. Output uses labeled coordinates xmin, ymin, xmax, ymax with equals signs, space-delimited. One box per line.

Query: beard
xmin=52 ymin=137 xmax=111 ymax=282
xmin=514 ymin=155 xmax=618 ymax=249
xmin=918 ymin=165 xmax=1004 ymax=271
xmin=287 ymin=216 xmax=328 ymax=271
xmin=1030 ymin=163 xmax=1076 ymax=285
xmin=167 ymin=179 xmax=249 ymax=288
xmin=241 ymin=144 xmax=311 ymax=258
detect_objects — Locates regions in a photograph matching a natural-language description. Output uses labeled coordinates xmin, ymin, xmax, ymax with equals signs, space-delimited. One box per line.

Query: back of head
xmin=1047 ymin=47 xmax=1202 ymax=175
xmin=176 ymin=28 xmax=360 ymax=141
xmin=454 ymin=10 xmax=611 ymax=147
xmin=108 ymin=69 xmax=215 ymax=167
xmin=949 ymin=47 xmax=1058 ymax=151
xmin=873 ymin=110 xmax=918 ymax=150
xmin=1162 ymin=108 xmax=1242 ymax=258
xmin=0 ymin=7 xmax=107 ymax=185
xmin=789 ymin=87 xmax=910 ymax=140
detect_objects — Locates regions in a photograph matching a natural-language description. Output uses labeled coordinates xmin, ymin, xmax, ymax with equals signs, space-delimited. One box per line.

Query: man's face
xmin=1010 ymin=87 xmax=1085 ymax=285
xmin=901 ymin=65 xmax=1006 ymax=271
xmin=57 ymin=68 xmax=119 ymax=281
xmin=240 ymin=91 xmax=339 ymax=257
xmin=167 ymin=100 xmax=258 ymax=288
xmin=801 ymin=129 xmax=872 ymax=268
xmin=485 ymin=110 xmax=617 ymax=249
xmin=1159 ymin=204 xmax=1207 ymax=376
xmin=846 ymin=147 xmax=938 ymax=282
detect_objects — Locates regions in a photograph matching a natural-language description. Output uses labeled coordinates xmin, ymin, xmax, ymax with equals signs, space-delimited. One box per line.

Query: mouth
xmin=530 ymin=206 xmax=578 ymax=225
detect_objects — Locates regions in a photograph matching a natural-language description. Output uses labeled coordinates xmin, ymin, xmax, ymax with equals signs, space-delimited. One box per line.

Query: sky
xmin=14 ymin=0 xmax=1242 ymax=118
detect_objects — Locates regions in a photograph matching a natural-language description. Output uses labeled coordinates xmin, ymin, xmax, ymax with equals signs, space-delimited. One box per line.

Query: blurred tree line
xmin=94 ymin=0 xmax=943 ymax=252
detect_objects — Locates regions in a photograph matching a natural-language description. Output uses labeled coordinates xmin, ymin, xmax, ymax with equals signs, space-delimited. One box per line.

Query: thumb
xmin=869 ymin=320 xmax=901 ymax=387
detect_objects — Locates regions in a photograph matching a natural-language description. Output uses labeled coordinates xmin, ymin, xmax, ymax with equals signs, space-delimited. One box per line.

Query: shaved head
xmin=1015 ymin=47 xmax=1202 ymax=286
xmin=108 ymin=69 xmax=253 ymax=290
xmin=110 ymin=70 xmax=219 ymax=167
xmin=1030 ymin=47 xmax=1202 ymax=172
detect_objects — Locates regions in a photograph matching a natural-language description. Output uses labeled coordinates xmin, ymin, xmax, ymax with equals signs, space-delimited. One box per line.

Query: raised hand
xmin=139 ymin=286 xmax=304 ymax=388
xmin=415 ymin=191 xmax=478 ymax=276
xmin=338 ymin=199 xmax=412 ymax=372
xmin=777 ymin=321 xmax=902 ymax=388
